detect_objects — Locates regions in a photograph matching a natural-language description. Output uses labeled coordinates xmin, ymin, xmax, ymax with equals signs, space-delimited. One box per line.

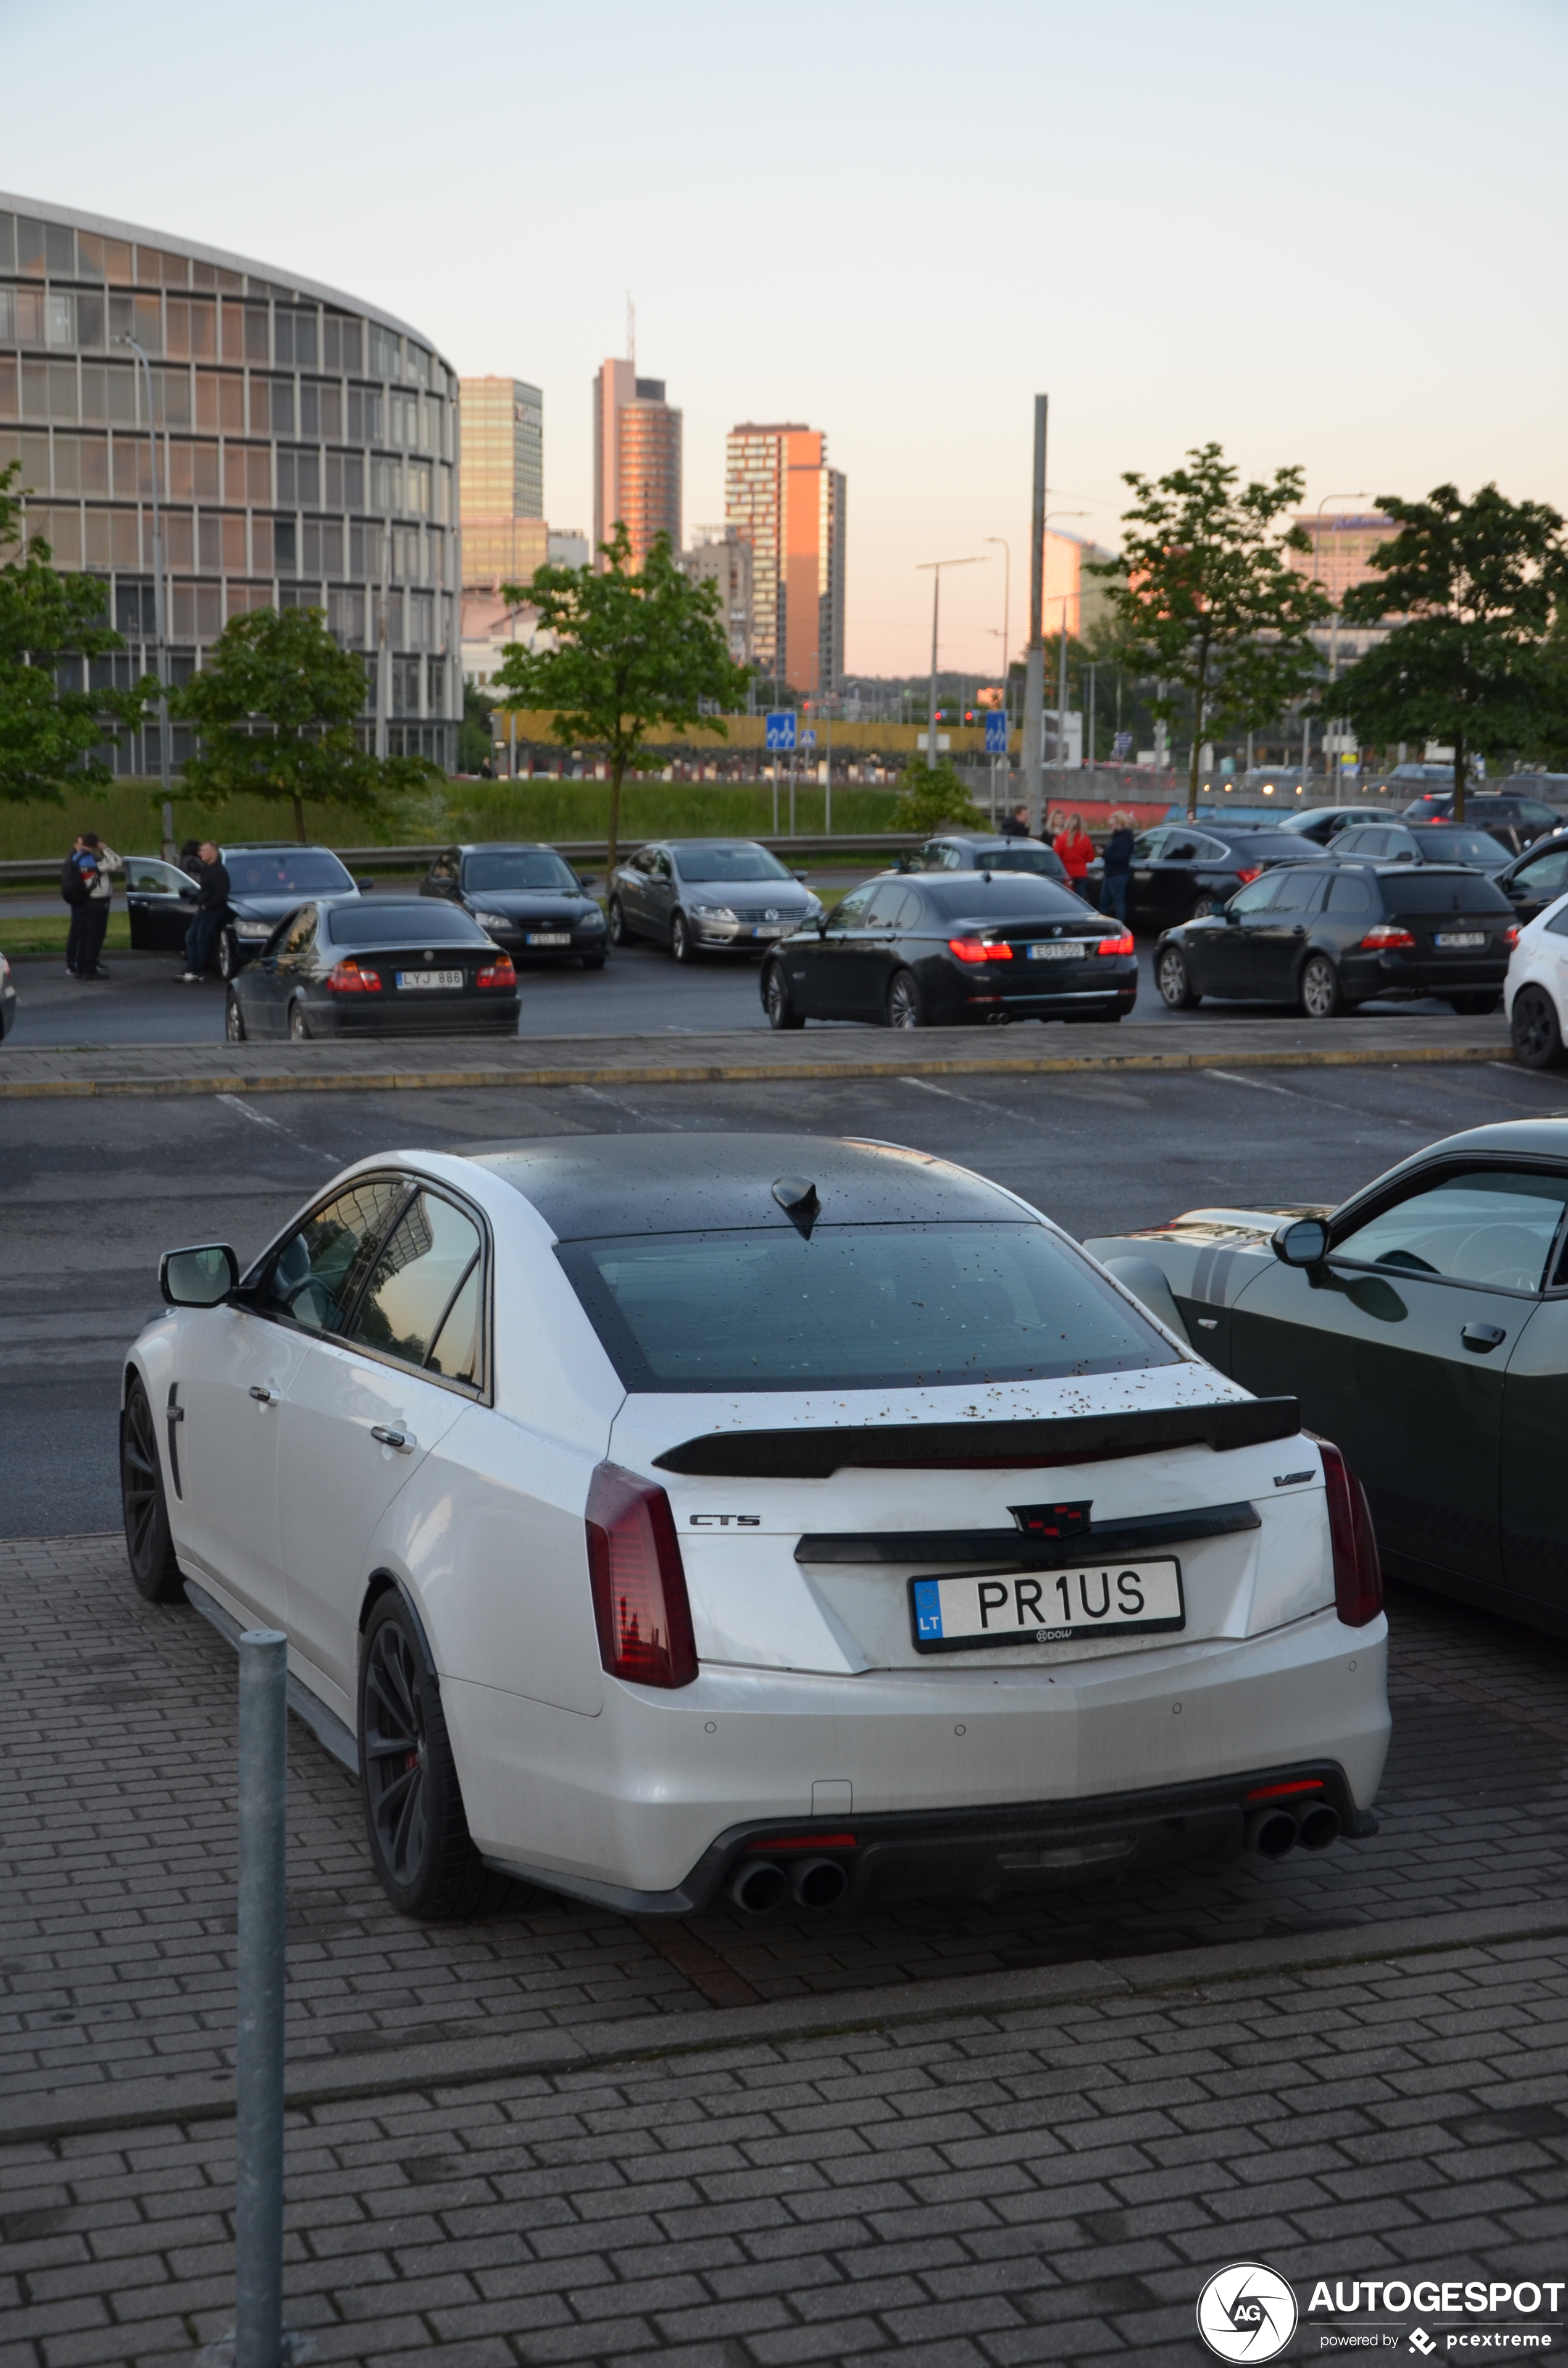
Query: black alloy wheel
xmin=121 ymin=1378 xmax=184 ymax=1604
xmin=225 ymin=992 xmax=247 ymax=1043
xmin=1156 ymin=945 xmax=1201 ymax=1009
xmin=670 ymin=910 xmax=695 ymax=963
xmin=1446 ymin=990 xmax=1502 ymax=1017
xmin=764 ymin=961 xmax=804 ymax=1029
xmin=288 ymin=1000 xmax=311 ymax=1041
xmin=1511 ymin=986 xmax=1566 ymax=1069
xmin=1298 ymin=952 xmax=1345 ymax=1019
xmin=358 ymin=1592 xmax=485 ymax=1920
xmin=886 ymin=969 xmax=924 ymax=1029
xmin=607 ymin=897 xmax=631 ymax=947
xmin=217 ymin=929 xmax=239 ymax=982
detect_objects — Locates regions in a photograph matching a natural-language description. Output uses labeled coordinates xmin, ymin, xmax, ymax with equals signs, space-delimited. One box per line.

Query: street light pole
xmin=120 ymin=334 xmax=172 ymax=850
xmin=983 ymin=537 xmax=1009 ymax=719
xmin=916 ymin=556 xmax=986 ymax=768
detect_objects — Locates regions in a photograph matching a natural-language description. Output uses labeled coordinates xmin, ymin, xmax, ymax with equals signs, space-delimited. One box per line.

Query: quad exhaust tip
xmin=728 ymin=1854 xmax=853 ymax=1914
xmin=1245 ymin=1800 xmax=1341 ymax=1860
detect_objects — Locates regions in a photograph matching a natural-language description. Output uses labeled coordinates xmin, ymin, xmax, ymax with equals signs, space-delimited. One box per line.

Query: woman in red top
xmin=1053 ymin=811 xmax=1095 ymax=883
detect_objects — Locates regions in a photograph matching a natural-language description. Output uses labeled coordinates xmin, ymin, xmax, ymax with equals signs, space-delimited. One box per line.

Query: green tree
xmin=0 ymin=461 xmax=154 ymax=801
xmin=1323 ymin=484 xmax=1568 ymax=819
xmin=174 ymin=605 xmax=440 ymax=841
xmin=1091 ymin=443 xmax=1330 ymax=818
xmin=892 ymin=757 xmax=980 ymax=832
xmin=457 ymin=677 xmax=495 ymax=774
xmin=494 ymin=524 xmax=749 ymax=882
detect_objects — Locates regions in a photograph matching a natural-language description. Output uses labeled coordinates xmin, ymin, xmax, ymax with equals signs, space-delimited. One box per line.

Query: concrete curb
xmin=8 ymin=1902 xmax=1565 ymax=2147
xmin=0 ymin=1039 xmax=1516 ymax=1100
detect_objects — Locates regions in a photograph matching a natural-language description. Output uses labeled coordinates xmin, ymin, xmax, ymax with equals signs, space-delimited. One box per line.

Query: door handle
xmin=248 ymin=1384 xmax=277 ymax=1403
xmin=372 ymin=1425 xmax=414 ymax=1451
xmin=1461 ymin=1323 xmax=1507 ymax=1353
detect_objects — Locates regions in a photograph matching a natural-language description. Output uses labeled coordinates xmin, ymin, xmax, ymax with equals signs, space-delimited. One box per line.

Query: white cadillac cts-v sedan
xmin=120 ymin=1134 xmax=1390 ymax=1921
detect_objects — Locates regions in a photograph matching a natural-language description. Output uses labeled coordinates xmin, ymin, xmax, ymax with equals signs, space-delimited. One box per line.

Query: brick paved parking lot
xmin=6 ymin=1537 xmax=1568 ymax=2104
xmin=5 ymin=1532 xmax=1568 ymax=2364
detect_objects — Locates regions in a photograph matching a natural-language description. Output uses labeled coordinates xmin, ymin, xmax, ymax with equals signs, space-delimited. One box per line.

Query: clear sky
xmin=4 ymin=0 xmax=1564 ymax=677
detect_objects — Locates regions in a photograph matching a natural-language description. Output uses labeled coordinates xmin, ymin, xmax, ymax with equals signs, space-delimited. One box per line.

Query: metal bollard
xmin=236 ymin=1630 xmax=288 ymax=2368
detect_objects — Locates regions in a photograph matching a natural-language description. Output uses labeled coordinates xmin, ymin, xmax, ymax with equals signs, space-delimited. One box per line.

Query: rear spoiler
xmin=653 ymin=1398 xmax=1301 ymax=1479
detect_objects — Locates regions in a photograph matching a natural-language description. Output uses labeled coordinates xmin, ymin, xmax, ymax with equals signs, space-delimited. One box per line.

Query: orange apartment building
xmin=593 ymin=358 xmax=682 ymax=567
xmin=725 ymin=422 xmax=845 ymax=697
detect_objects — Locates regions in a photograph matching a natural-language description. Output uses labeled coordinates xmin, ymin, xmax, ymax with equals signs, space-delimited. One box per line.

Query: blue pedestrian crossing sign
xmin=765 ymin=710 xmax=796 ymax=752
xmin=985 ymin=713 xmax=1009 ymax=755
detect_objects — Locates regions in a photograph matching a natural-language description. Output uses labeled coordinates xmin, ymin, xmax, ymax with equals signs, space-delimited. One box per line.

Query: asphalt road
xmin=4 ymin=1052 xmax=1562 ymax=1538
xmin=4 ymin=934 xmax=1475 ymax=1045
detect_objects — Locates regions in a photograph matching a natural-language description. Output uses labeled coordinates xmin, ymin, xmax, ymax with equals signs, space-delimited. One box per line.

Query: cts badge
xmin=688 ymin=1513 xmax=761 ymax=1527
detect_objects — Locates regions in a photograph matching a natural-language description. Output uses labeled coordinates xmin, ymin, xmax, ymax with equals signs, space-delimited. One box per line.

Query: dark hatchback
xmin=419 ymin=842 xmax=607 ymax=968
xmin=761 ymin=872 xmax=1136 ymax=1029
xmin=1153 ymin=861 xmax=1515 ymax=1018
xmin=901 ymin=834 xmax=1070 ymax=884
xmin=1332 ymin=820 xmax=1513 ymax=875
xmin=1398 ymin=790 xmax=1563 ymax=854
xmin=224 ymin=899 xmax=519 ymax=1041
xmin=1494 ymin=832 xmax=1568 ymax=926
xmin=1083 ymin=822 xmax=1321 ymax=931
xmin=125 ymin=842 xmax=368 ymax=977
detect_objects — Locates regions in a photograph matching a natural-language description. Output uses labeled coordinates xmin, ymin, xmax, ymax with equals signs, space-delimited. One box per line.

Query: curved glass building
xmin=0 ymin=193 xmax=459 ymax=770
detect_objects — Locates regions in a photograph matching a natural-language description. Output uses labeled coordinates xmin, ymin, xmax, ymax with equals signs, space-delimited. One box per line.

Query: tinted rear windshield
xmin=463 ymin=851 xmax=580 ymax=891
xmin=673 ymin=844 xmax=793 ymax=882
xmin=556 ymin=1222 xmax=1179 ymax=1392
xmin=976 ymin=844 xmax=1062 ymax=872
xmin=1382 ymin=873 xmax=1512 ymax=913
xmin=227 ymin=850 xmax=354 ymax=896
xmin=922 ymin=877 xmax=1088 ymax=921
xmin=327 ymin=903 xmax=488 ymax=945
xmin=1420 ymin=829 xmax=1508 ymax=861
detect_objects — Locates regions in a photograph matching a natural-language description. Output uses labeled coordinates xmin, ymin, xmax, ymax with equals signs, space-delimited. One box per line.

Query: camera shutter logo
xmin=1196 ymin=2263 xmax=1298 ymax=2361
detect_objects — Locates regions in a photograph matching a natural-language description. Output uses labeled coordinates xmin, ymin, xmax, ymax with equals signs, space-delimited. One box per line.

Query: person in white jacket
xmin=60 ymin=831 xmax=123 ymax=979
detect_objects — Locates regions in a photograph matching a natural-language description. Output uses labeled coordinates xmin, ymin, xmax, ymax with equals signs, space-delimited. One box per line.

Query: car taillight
xmin=325 ymin=959 xmax=382 ymax=992
xmin=1235 ymin=866 xmax=1263 ymax=884
xmin=948 ymin=937 xmax=1012 ymax=962
xmin=1314 ymin=1436 xmax=1383 ymax=1626
xmin=585 ymin=1462 xmax=698 ymax=1688
xmin=1359 ymin=925 xmax=1416 ymax=950
xmin=1505 ymin=925 xmax=1519 ymax=945
xmin=1095 ymin=931 xmax=1135 ymax=956
xmin=477 ymin=953 xmax=516 ymax=989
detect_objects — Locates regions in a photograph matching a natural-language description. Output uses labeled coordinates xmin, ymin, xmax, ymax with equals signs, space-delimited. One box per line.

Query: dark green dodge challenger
xmin=1085 ymin=1120 xmax=1568 ymax=1639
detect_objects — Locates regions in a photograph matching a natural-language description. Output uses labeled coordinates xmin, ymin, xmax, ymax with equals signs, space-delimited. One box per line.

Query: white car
xmin=1506 ymin=889 xmax=1568 ymax=1066
xmin=120 ymin=1135 xmax=1390 ymax=1920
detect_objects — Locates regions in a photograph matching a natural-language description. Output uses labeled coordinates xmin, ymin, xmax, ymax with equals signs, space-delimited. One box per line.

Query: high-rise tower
xmin=458 ymin=375 xmax=546 ymax=588
xmin=725 ymin=424 xmax=844 ymax=696
xmin=593 ymin=359 xmax=681 ymax=567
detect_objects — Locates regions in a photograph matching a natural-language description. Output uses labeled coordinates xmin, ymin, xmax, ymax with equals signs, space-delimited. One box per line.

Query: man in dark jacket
xmin=180 ymin=843 xmax=231 ymax=981
xmin=998 ymin=803 xmax=1032 ymax=839
xmin=1099 ymin=810 xmax=1135 ymax=923
xmin=60 ymin=831 xmax=122 ymax=979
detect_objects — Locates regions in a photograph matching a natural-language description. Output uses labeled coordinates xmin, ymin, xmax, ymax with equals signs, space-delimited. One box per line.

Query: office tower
xmin=725 ymin=424 xmax=845 ymax=696
xmin=459 ymin=375 xmax=546 ymax=590
xmin=680 ymin=526 xmax=754 ymax=665
xmin=593 ymin=359 xmax=681 ymax=567
xmin=0 ymin=189 xmax=459 ymax=765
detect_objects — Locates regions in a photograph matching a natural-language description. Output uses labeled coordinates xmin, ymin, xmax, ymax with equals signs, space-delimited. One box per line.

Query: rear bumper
xmin=1343 ymin=953 xmax=1509 ymax=997
xmin=307 ymin=996 xmax=520 ymax=1035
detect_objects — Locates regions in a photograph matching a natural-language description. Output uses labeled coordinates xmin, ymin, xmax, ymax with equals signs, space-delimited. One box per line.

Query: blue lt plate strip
xmin=912 ymin=1579 xmax=944 ymax=1641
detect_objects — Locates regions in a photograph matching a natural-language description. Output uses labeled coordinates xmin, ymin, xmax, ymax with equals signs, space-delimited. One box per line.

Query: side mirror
xmin=575 ymin=872 xmax=598 ymax=890
xmin=791 ymin=868 xmax=807 ymax=881
xmin=161 ymin=1243 xmax=239 ymax=1307
xmin=1272 ymin=1218 xmax=1329 ymax=1269
xmin=354 ymin=876 xmax=375 ymax=892
xmin=894 ymin=855 xmax=909 ymax=872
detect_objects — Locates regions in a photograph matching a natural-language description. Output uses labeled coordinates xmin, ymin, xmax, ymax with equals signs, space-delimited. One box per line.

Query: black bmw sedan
xmin=1152 ymin=860 xmax=1514 ymax=1019
xmin=761 ymin=872 xmax=1136 ymax=1028
xmin=419 ymin=843 xmax=607 ymax=968
xmin=224 ymin=899 xmax=520 ymax=1040
xmin=1082 ymin=822 xmax=1321 ymax=931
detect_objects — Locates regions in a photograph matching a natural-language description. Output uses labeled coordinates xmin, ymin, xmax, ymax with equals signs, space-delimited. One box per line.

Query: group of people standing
xmin=998 ymin=803 xmax=1137 ymax=921
xmin=58 ymin=834 xmax=231 ymax=982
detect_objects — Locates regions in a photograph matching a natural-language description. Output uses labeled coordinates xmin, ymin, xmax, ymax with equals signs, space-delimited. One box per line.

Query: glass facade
xmin=0 ymin=195 xmax=459 ymax=769
xmin=459 ymin=375 xmax=545 ymax=588
xmin=725 ymin=422 xmax=844 ymax=695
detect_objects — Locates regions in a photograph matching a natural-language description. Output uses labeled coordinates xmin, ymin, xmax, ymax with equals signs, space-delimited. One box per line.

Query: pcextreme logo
xmin=1197 ymin=2263 xmax=1299 ymax=2361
